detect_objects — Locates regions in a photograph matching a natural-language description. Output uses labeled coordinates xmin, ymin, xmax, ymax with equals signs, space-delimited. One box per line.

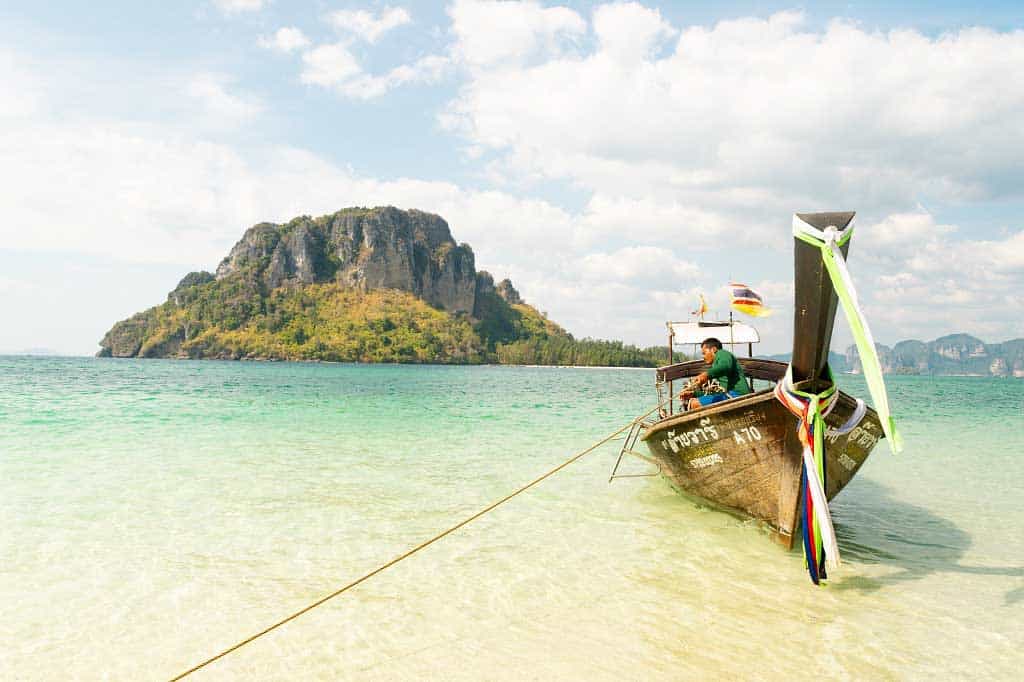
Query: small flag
xmin=730 ymin=282 xmax=772 ymax=317
xmin=692 ymin=293 xmax=708 ymax=319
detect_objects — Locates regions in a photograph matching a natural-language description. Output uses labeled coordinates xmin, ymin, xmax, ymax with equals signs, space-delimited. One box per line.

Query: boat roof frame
xmin=667 ymin=318 xmax=761 ymax=345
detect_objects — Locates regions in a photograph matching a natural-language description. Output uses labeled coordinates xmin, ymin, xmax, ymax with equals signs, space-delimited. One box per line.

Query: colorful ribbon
xmin=775 ymin=366 xmax=842 ymax=584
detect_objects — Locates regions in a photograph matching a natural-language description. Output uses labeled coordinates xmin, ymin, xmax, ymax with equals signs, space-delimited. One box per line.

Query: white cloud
xmin=837 ymin=210 xmax=1024 ymax=346
xmin=327 ymin=6 xmax=411 ymax=44
xmin=300 ymin=43 xmax=448 ymax=98
xmin=989 ymin=230 xmax=1024 ymax=271
xmin=258 ymin=27 xmax=311 ymax=53
xmin=860 ymin=211 xmax=957 ymax=251
xmin=185 ymin=73 xmax=263 ymax=125
xmin=434 ymin=4 xmax=1024 ymax=346
xmin=0 ymin=122 xmax=252 ymax=266
xmin=592 ymin=2 xmax=675 ymax=63
xmin=446 ymin=8 xmax=1024 ymax=214
xmin=576 ymin=194 xmax=737 ymax=249
xmin=269 ymin=6 xmax=441 ymax=99
xmin=0 ymin=115 xmax=560 ymax=271
xmin=578 ymin=246 xmax=698 ymax=286
xmin=858 ymin=211 xmax=1024 ymax=279
xmin=213 ymin=0 xmax=265 ymax=15
xmin=448 ymin=0 xmax=586 ymax=69
xmin=334 ymin=54 xmax=450 ymax=99
xmin=301 ymin=44 xmax=361 ymax=86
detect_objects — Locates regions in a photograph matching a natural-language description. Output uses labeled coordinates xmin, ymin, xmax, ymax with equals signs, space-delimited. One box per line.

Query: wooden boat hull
xmin=640 ymin=385 xmax=883 ymax=548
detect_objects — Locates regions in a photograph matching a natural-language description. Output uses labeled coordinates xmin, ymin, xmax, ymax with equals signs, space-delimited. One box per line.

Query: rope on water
xmin=169 ymin=398 xmax=669 ymax=681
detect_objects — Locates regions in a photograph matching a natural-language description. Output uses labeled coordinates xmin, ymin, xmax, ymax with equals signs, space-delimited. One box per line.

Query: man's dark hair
xmin=701 ymin=337 xmax=723 ymax=350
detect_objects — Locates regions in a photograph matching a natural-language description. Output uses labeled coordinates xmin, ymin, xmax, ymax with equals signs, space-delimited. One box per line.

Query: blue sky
xmin=2 ymin=1 xmax=1023 ymax=355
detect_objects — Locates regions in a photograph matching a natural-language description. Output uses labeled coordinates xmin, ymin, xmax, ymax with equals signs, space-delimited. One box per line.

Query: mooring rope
xmin=169 ymin=399 xmax=669 ymax=680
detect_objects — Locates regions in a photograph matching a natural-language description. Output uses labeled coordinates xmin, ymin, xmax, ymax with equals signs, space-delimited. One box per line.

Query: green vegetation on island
xmin=495 ymin=337 xmax=677 ymax=367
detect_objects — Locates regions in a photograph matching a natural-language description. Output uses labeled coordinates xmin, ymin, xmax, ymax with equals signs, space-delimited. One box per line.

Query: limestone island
xmin=98 ymin=207 xmax=667 ymax=366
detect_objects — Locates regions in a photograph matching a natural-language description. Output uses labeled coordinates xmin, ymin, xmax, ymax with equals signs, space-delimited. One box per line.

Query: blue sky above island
xmin=1 ymin=1 xmax=1022 ymax=356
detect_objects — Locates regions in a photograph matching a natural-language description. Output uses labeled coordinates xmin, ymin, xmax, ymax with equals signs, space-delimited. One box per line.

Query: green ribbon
xmin=794 ymin=222 xmax=903 ymax=454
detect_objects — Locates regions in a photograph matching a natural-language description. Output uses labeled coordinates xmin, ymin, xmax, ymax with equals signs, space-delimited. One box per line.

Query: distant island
xmin=843 ymin=334 xmax=1024 ymax=377
xmin=768 ymin=335 xmax=1024 ymax=377
xmin=98 ymin=207 xmax=672 ymax=367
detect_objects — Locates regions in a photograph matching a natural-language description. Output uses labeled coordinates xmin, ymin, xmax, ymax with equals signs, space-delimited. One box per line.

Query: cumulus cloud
xmin=433 ymin=3 xmax=1024 ymax=345
xmin=575 ymin=194 xmax=738 ymax=249
xmin=445 ymin=6 xmax=1024 ymax=215
xmin=448 ymin=0 xmax=586 ymax=69
xmin=857 ymin=211 xmax=1024 ymax=280
xmin=835 ymin=211 xmax=1024 ymax=346
xmin=333 ymin=54 xmax=450 ymax=100
xmin=327 ymin=6 xmax=411 ymax=44
xmin=288 ymin=7 xmax=447 ymax=99
xmin=989 ymin=230 xmax=1024 ymax=271
xmin=0 ymin=114 xmax=562 ymax=272
xmin=592 ymin=2 xmax=675 ymax=63
xmin=213 ymin=0 xmax=265 ymax=15
xmin=299 ymin=42 xmax=448 ymax=98
xmin=578 ymin=246 xmax=698 ymax=285
xmin=300 ymin=43 xmax=362 ymax=86
xmin=859 ymin=211 xmax=957 ymax=251
xmin=258 ymin=27 xmax=311 ymax=53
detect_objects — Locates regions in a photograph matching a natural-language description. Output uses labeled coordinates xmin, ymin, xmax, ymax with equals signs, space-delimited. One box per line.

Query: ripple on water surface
xmin=1 ymin=358 xmax=1022 ymax=679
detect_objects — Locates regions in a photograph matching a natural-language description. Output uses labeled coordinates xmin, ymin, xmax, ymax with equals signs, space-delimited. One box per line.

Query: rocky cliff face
xmin=215 ymin=207 xmax=478 ymax=314
xmin=97 ymin=207 xmax=544 ymax=361
xmin=846 ymin=334 xmax=1024 ymax=376
xmin=496 ymin=278 xmax=522 ymax=305
xmin=472 ymin=272 xmax=522 ymax=315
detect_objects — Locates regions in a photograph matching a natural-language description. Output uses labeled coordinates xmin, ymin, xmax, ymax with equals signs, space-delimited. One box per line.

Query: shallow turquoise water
xmin=2 ymin=358 xmax=1022 ymax=679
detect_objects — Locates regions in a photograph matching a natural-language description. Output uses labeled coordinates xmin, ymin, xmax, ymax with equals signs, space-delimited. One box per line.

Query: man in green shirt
xmin=679 ymin=337 xmax=752 ymax=410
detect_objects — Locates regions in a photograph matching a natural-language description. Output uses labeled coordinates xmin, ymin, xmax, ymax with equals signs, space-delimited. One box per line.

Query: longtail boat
xmin=615 ymin=212 xmax=896 ymax=557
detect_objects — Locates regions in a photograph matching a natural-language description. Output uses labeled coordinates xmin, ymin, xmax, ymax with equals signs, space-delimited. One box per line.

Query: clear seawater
xmin=2 ymin=357 xmax=1022 ymax=680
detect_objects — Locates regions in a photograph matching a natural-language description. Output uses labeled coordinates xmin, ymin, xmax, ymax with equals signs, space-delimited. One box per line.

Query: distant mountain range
xmin=771 ymin=334 xmax=1024 ymax=377
xmin=845 ymin=334 xmax=1024 ymax=377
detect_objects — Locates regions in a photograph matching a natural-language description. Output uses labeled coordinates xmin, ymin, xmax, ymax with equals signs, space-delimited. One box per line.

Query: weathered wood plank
xmin=640 ymin=390 xmax=883 ymax=539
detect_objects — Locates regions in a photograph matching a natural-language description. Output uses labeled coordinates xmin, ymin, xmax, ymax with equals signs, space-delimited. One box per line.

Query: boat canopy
xmin=669 ymin=320 xmax=760 ymax=345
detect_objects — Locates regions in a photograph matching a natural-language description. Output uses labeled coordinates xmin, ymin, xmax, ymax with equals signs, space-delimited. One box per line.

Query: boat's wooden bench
xmin=656 ymin=358 xmax=788 ymax=383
